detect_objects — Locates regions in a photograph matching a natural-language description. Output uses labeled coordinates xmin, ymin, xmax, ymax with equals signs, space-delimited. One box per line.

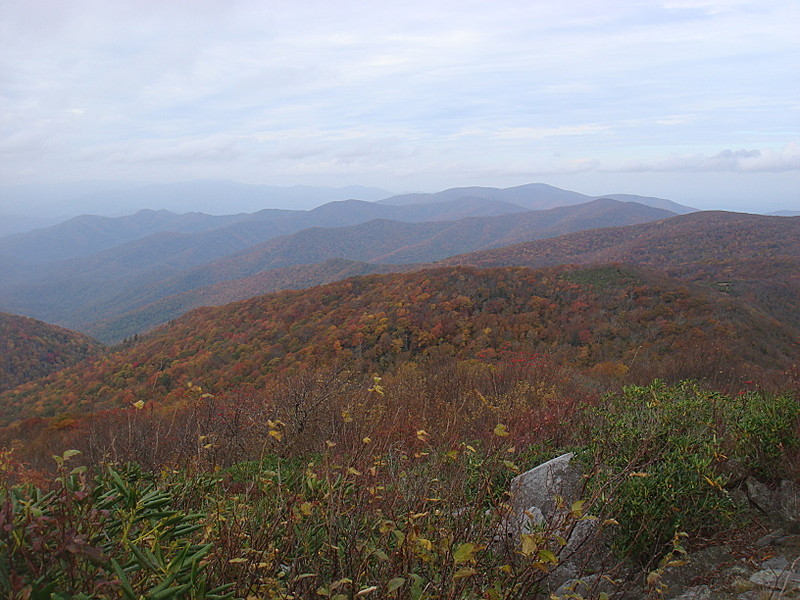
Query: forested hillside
xmin=1 ymin=264 xmax=793 ymax=427
xmin=0 ymin=313 xmax=103 ymax=393
xmin=443 ymin=212 xmax=800 ymax=329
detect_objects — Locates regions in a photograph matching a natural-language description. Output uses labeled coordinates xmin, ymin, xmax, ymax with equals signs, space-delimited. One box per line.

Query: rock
xmin=730 ymin=488 xmax=750 ymax=510
xmin=775 ymin=534 xmax=800 ymax=548
xmin=500 ymin=453 xmax=613 ymax=591
xmin=756 ymin=529 xmax=785 ymax=548
xmin=748 ymin=555 xmax=800 ymax=591
xmin=748 ymin=568 xmax=800 ymax=591
xmin=720 ymin=459 xmax=750 ymax=488
xmin=553 ymin=573 xmax=625 ymax=598
xmin=760 ymin=556 xmax=789 ymax=571
xmin=509 ymin=452 xmax=583 ymax=520
xmin=780 ymin=480 xmax=800 ymax=522
xmin=746 ymin=477 xmax=780 ymax=515
xmin=667 ymin=584 xmax=711 ymax=600
xmin=662 ymin=545 xmax=734 ymax=592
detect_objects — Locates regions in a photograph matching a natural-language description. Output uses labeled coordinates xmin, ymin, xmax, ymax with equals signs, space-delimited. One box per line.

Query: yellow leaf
xmin=453 ymin=567 xmax=477 ymax=580
xmin=347 ymin=467 xmax=362 ymax=476
xmin=268 ymin=430 xmax=283 ymax=441
xmin=133 ymin=400 xmax=144 ymax=410
xmin=416 ymin=429 xmax=430 ymax=442
xmin=493 ymin=423 xmax=510 ymax=437
xmin=416 ymin=537 xmax=433 ymax=550
xmin=362 ymin=437 xmax=372 ymax=444
xmin=325 ymin=440 xmax=337 ymax=448
xmin=520 ymin=534 xmax=538 ymax=557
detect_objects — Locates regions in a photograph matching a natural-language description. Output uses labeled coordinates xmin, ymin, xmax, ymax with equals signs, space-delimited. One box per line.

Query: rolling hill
xmin=0 ymin=263 xmax=794 ymax=426
xmin=440 ymin=212 xmax=800 ymax=330
xmin=0 ymin=312 xmax=104 ymax=393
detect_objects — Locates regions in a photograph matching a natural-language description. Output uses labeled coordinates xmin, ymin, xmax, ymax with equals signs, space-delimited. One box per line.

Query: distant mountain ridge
xmin=0 ymin=199 xmax=675 ymax=341
xmin=379 ymin=182 xmax=696 ymax=214
xmin=0 ymin=180 xmax=394 ymax=217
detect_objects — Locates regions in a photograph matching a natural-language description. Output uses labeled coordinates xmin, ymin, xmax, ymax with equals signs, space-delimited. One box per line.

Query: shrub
xmin=588 ymin=381 xmax=738 ymax=564
xmin=588 ymin=380 xmax=800 ymax=564
xmin=0 ymin=451 xmax=233 ymax=599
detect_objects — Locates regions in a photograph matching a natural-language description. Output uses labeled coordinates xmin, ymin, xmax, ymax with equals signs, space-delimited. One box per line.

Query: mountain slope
xmin=441 ymin=212 xmax=800 ymax=330
xmin=0 ymin=312 xmax=103 ymax=393
xmin=0 ymin=263 xmax=794 ymax=425
xmin=85 ymin=259 xmax=412 ymax=343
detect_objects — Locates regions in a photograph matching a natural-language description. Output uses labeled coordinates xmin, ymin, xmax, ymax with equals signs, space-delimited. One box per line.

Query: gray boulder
xmin=501 ymin=453 xmax=612 ymax=589
xmin=509 ymin=452 xmax=583 ymax=521
xmin=780 ymin=479 xmax=800 ymax=523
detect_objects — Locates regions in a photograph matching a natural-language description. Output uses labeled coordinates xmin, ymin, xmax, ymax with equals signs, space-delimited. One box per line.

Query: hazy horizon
xmin=2 ymin=1 xmax=798 ymax=215
xmin=0 ymin=177 xmax=798 ymax=222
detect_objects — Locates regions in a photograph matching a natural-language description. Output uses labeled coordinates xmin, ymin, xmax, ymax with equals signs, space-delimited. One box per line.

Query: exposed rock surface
xmin=507 ymin=454 xmax=800 ymax=599
xmin=504 ymin=453 xmax=614 ymax=592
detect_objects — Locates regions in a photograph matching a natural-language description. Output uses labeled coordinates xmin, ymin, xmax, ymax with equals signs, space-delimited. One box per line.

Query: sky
xmin=1 ymin=0 xmax=799 ymax=213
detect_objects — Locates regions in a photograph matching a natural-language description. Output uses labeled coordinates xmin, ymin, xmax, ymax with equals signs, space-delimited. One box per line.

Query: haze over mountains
xmin=0 ymin=183 xmax=688 ymax=343
xmin=0 ymin=180 xmax=394 ymax=227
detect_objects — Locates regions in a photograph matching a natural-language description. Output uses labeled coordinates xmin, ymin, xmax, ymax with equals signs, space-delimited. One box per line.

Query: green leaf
xmin=453 ymin=542 xmax=480 ymax=564
xmin=62 ymin=449 xmax=81 ymax=461
xmin=111 ymin=558 xmax=137 ymax=600
xmin=387 ymin=577 xmax=406 ymax=593
xmin=539 ymin=549 xmax=558 ymax=564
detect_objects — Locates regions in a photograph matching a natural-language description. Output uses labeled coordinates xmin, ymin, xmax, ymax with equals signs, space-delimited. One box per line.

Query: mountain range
xmin=0 ymin=181 xmax=796 ymax=442
xmin=0 ymin=184 xmax=687 ymax=343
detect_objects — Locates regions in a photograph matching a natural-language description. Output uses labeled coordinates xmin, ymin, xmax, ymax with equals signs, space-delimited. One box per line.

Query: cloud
xmin=77 ymin=135 xmax=243 ymax=164
xmin=0 ymin=0 xmax=798 ymax=208
xmin=613 ymin=145 xmax=800 ymax=173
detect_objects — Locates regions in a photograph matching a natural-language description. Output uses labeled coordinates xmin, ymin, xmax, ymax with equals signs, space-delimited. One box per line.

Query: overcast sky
xmin=1 ymin=0 xmax=798 ymax=212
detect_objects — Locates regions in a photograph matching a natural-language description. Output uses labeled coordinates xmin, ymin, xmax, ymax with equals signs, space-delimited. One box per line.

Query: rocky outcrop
xmin=501 ymin=453 xmax=614 ymax=592
xmin=505 ymin=454 xmax=800 ymax=599
xmin=743 ymin=476 xmax=800 ymax=525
